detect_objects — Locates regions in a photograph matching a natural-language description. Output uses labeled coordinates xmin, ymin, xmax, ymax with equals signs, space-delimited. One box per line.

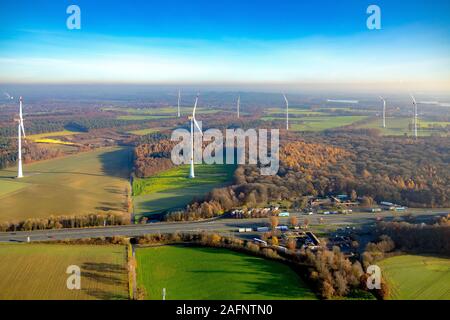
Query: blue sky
xmin=0 ymin=0 xmax=449 ymax=91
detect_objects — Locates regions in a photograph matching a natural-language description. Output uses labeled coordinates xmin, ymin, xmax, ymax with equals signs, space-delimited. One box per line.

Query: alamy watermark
xmin=66 ymin=265 xmax=81 ymax=290
xmin=66 ymin=5 xmax=81 ymax=30
xmin=366 ymin=265 xmax=381 ymax=290
xmin=367 ymin=4 xmax=381 ymax=30
xmin=171 ymin=122 xmax=280 ymax=176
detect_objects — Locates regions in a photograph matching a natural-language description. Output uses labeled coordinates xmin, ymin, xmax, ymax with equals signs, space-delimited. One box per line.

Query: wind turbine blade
xmin=237 ymin=95 xmax=240 ymax=118
xmin=193 ymin=95 xmax=199 ymax=118
xmin=21 ymin=122 xmax=26 ymax=137
xmin=193 ymin=118 xmax=202 ymax=135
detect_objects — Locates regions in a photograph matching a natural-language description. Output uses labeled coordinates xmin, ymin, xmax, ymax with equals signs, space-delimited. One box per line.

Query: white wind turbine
xmin=283 ymin=93 xmax=289 ymax=130
xmin=177 ymin=89 xmax=181 ymax=117
xmin=379 ymin=96 xmax=386 ymax=128
xmin=16 ymin=96 xmax=26 ymax=178
xmin=237 ymin=95 xmax=240 ymax=119
xmin=4 ymin=92 xmax=14 ymax=100
xmin=411 ymin=95 xmax=418 ymax=139
xmin=189 ymin=94 xmax=202 ymax=178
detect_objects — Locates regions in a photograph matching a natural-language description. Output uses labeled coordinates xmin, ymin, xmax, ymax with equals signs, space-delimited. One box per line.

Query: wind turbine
xmin=411 ymin=95 xmax=418 ymax=139
xmin=177 ymin=89 xmax=181 ymax=117
xmin=189 ymin=94 xmax=202 ymax=178
xmin=237 ymin=95 xmax=240 ymax=119
xmin=3 ymin=92 xmax=14 ymax=100
xmin=283 ymin=93 xmax=289 ymax=130
xmin=16 ymin=96 xmax=26 ymax=178
xmin=379 ymin=96 xmax=386 ymax=128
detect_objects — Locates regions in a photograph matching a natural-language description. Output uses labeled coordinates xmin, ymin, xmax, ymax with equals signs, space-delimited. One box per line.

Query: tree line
xmin=0 ymin=212 xmax=129 ymax=232
xmin=0 ymin=138 xmax=67 ymax=170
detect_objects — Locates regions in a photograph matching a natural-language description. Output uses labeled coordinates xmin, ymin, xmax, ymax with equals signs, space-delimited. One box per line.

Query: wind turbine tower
xmin=237 ymin=95 xmax=240 ymax=119
xmin=17 ymin=96 xmax=26 ymax=178
xmin=380 ymin=96 xmax=386 ymax=128
xmin=177 ymin=89 xmax=181 ymax=117
xmin=411 ymin=95 xmax=418 ymax=139
xmin=189 ymin=95 xmax=202 ymax=178
xmin=283 ymin=94 xmax=289 ymax=130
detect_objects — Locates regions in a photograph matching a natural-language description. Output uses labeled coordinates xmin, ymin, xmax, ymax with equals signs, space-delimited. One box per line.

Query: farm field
xmin=117 ymin=115 xmax=173 ymax=121
xmin=0 ymin=179 xmax=28 ymax=197
xmin=356 ymin=118 xmax=450 ymax=136
xmin=288 ymin=116 xmax=367 ymax=131
xmin=0 ymin=147 xmax=132 ymax=222
xmin=0 ymin=244 xmax=128 ymax=300
xmin=262 ymin=106 xmax=367 ymax=131
xmin=136 ymin=245 xmax=317 ymax=300
xmin=38 ymin=143 xmax=79 ymax=154
xmin=265 ymin=108 xmax=325 ymax=116
xmin=27 ymin=129 xmax=83 ymax=141
xmin=103 ymin=106 xmax=221 ymax=116
xmin=419 ymin=120 xmax=450 ymax=128
xmin=379 ymin=255 xmax=450 ymax=300
xmin=34 ymin=138 xmax=76 ymax=145
xmin=127 ymin=128 xmax=162 ymax=135
xmin=133 ymin=164 xmax=235 ymax=219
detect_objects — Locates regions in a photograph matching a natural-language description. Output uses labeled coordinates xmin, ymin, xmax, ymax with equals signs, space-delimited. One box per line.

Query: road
xmin=0 ymin=209 xmax=447 ymax=243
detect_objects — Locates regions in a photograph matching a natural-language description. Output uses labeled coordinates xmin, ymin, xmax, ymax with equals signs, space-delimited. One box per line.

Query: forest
xmin=0 ymin=137 xmax=64 ymax=169
xmin=160 ymin=131 xmax=449 ymax=221
xmin=132 ymin=132 xmax=175 ymax=178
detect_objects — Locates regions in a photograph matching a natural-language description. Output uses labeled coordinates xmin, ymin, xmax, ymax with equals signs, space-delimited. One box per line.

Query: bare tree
xmin=270 ymin=216 xmax=279 ymax=230
xmin=289 ymin=216 xmax=298 ymax=227
xmin=287 ymin=239 xmax=297 ymax=250
xmin=303 ymin=218 xmax=310 ymax=229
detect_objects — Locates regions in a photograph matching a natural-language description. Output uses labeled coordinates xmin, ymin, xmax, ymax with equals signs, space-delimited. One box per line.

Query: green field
xmin=0 ymin=147 xmax=132 ymax=222
xmin=127 ymin=128 xmax=162 ymax=135
xmin=262 ymin=108 xmax=367 ymax=131
xmin=133 ymin=164 xmax=235 ymax=218
xmin=117 ymin=115 xmax=173 ymax=121
xmin=104 ymin=106 xmax=221 ymax=116
xmin=136 ymin=245 xmax=317 ymax=300
xmin=106 ymin=106 xmax=221 ymax=121
xmin=266 ymin=108 xmax=325 ymax=116
xmin=379 ymin=255 xmax=450 ymax=300
xmin=289 ymin=116 xmax=367 ymax=131
xmin=103 ymin=107 xmax=178 ymax=114
xmin=0 ymin=179 xmax=29 ymax=198
xmin=356 ymin=118 xmax=450 ymax=136
xmin=0 ymin=244 xmax=128 ymax=300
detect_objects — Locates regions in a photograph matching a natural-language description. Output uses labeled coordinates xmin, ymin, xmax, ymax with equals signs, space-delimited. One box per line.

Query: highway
xmin=0 ymin=209 xmax=447 ymax=243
